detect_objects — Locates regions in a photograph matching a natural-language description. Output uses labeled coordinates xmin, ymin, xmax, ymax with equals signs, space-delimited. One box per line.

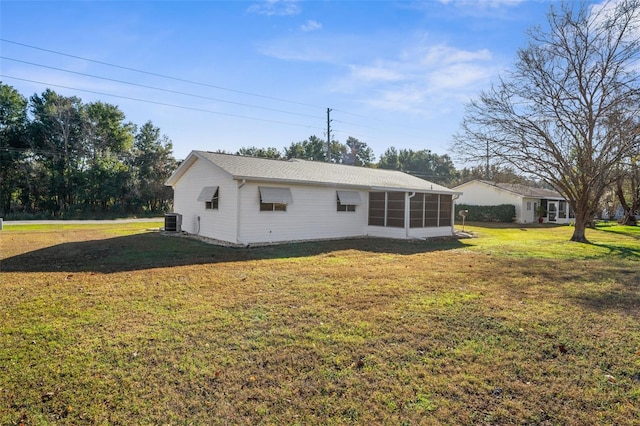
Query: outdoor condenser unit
xmin=164 ymin=213 xmax=182 ymax=232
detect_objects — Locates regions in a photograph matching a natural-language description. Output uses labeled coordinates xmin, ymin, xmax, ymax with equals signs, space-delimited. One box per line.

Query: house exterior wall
xmin=365 ymin=225 xmax=453 ymax=239
xmin=405 ymin=222 xmax=455 ymax=238
xmin=521 ymin=197 xmax=539 ymax=223
xmin=454 ymin=181 xmax=574 ymax=224
xmin=237 ymin=182 xmax=368 ymax=245
xmin=172 ymin=158 xmax=239 ymax=242
xmin=455 ymin=181 xmax=522 ymax=207
xmin=170 ymin=154 xmax=458 ymax=244
xmin=455 ymin=181 xmax=525 ymax=222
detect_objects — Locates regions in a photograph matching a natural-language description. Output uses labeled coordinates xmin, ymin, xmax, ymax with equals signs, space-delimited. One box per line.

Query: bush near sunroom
xmin=455 ymin=204 xmax=515 ymax=223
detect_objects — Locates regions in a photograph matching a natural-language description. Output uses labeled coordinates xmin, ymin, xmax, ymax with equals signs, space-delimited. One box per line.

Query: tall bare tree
xmin=453 ymin=0 xmax=640 ymax=242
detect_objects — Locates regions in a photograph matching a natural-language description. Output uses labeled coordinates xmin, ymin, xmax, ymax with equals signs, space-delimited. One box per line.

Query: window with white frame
xmin=259 ymin=186 xmax=292 ymax=212
xmin=198 ymin=186 xmax=219 ymax=210
xmin=337 ymin=191 xmax=361 ymax=212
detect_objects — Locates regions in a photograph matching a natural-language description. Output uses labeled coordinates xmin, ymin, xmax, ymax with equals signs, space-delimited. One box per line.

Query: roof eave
xmin=232 ymin=175 xmax=459 ymax=193
xmin=233 ymin=175 xmax=372 ymax=190
xmin=370 ymin=186 xmax=460 ymax=194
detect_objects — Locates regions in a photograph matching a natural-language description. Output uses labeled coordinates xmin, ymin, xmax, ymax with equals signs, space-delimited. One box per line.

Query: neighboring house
xmin=165 ymin=151 xmax=461 ymax=245
xmin=453 ymin=180 xmax=574 ymax=224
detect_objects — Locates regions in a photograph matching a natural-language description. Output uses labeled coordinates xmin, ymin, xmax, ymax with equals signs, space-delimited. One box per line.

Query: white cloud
xmin=348 ymin=64 xmax=404 ymax=83
xmin=257 ymin=28 xmax=501 ymax=116
xmin=301 ymin=19 xmax=322 ymax=32
xmin=410 ymin=44 xmax=492 ymax=66
xmin=247 ymin=0 xmax=300 ymax=17
xmin=427 ymin=63 xmax=495 ymax=92
xmin=365 ymin=85 xmax=429 ymax=112
xmin=333 ymin=41 xmax=500 ymax=115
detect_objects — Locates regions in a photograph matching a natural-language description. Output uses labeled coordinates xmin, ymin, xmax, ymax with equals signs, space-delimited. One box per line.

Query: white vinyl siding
xmin=238 ymin=184 xmax=367 ymax=244
xmin=172 ymin=159 xmax=237 ymax=242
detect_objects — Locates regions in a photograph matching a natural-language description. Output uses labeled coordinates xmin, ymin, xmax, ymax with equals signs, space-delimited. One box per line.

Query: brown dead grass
xmin=0 ymin=223 xmax=639 ymax=425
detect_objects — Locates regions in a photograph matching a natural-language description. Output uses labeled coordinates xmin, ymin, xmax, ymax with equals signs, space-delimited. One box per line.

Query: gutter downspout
xmin=406 ymin=192 xmax=416 ymax=238
xmin=236 ymin=179 xmax=246 ymax=245
xmin=452 ymin=194 xmax=460 ymax=234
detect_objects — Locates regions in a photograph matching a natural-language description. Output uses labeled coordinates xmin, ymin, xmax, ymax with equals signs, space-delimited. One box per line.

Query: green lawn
xmin=1 ymin=222 xmax=638 ymax=425
xmin=460 ymin=222 xmax=640 ymax=260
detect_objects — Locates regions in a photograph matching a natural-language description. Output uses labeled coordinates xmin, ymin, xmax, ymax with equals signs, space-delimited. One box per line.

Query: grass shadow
xmin=591 ymin=242 xmax=640 ymax=259
xmin=596 ymin=223 xmax=640 ymax=240
xmin=485 ymin=257 xmax=640 ymax=316
xmin=0 ymin=231 xmax=467 ymax=273
xmin=574 ymin=283 xmax=640 ymax=315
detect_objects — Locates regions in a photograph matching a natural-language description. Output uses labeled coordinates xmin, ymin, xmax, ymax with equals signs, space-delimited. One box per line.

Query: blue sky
xmin=1 ymin=0 xmax=573 ymax=162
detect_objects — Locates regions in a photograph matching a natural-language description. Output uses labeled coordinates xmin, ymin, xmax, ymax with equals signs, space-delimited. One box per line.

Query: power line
xmin=1 ymin=38 xmax=440 ymax=149
xmin=0 ymin=38 xmax=324 ymax=110
xmin=1 ymin=56 xmax=320 ymax=120
xmin=0 ymin=75 xmax=325 ymax=132
xmin=1 ymin=39 xmax=430 ymax=136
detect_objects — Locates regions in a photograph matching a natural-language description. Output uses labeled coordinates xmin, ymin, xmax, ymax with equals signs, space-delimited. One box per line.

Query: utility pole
xmin=326 ymin=108 xmax=332 ymax=162
xmin=485 ymin=139 xmax=490 ymax=180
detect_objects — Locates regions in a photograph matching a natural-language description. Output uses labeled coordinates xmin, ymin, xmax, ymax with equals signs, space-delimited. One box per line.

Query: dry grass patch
xmin=1 ymin=222 xmax=639 ymax=424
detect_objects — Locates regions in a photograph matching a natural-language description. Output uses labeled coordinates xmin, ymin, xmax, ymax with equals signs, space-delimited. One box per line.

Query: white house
xmin=453 ymin=180 xmax=573 ymax=224
xmin=165 ymin=151 xmax=461 ymax=245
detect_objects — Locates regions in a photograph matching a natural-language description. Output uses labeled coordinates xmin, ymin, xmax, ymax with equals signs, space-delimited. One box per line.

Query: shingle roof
xmin=167 ymin=151 xmax=457 ymax=193
xmin=461 ymin=180 xmax=563 ymax=199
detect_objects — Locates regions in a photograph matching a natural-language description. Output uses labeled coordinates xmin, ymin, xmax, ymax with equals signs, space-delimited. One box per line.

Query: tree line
xmin=1 ymin=83 xmax=177 ymax=219
xmin=0 ymin=82 xmax=549 ymax=221
xmin=234 ymin=136 xmax=476 ymax=187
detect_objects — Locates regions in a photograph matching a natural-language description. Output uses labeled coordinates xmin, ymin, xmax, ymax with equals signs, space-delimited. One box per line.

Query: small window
xmin=198 ymin=186 xmax=219 ymax=210
xmin=260 ymin=202 xmax=287 ymax=212
xmin=259 ymin=186 xmax=292 ymax=212
xmin=336 ymin=191 xmax=360 ymax=212
xmin=527 ymin=201 xmax=532 ymax=211
xmin=337 ymin=202 xmax=356 ymax=212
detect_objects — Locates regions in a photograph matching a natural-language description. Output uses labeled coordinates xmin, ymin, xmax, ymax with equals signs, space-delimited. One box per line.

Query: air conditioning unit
xmin=164 ymin=213 xmax=182 ymax=232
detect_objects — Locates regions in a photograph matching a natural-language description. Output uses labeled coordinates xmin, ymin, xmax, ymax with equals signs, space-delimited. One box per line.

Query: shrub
xmin=455 ymin=204 xmax=515 ymax=223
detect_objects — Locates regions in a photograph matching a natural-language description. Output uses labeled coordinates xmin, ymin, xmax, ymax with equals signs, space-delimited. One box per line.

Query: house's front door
xmin=548 ymin=201 xmax=558 ymax=222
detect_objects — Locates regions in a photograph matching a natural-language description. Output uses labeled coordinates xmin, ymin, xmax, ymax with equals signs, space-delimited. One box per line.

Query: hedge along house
xmin=165 ymin=151 xmax=461 ymax=245
xmin=453 ymin=180 xmax=574 ymax=224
